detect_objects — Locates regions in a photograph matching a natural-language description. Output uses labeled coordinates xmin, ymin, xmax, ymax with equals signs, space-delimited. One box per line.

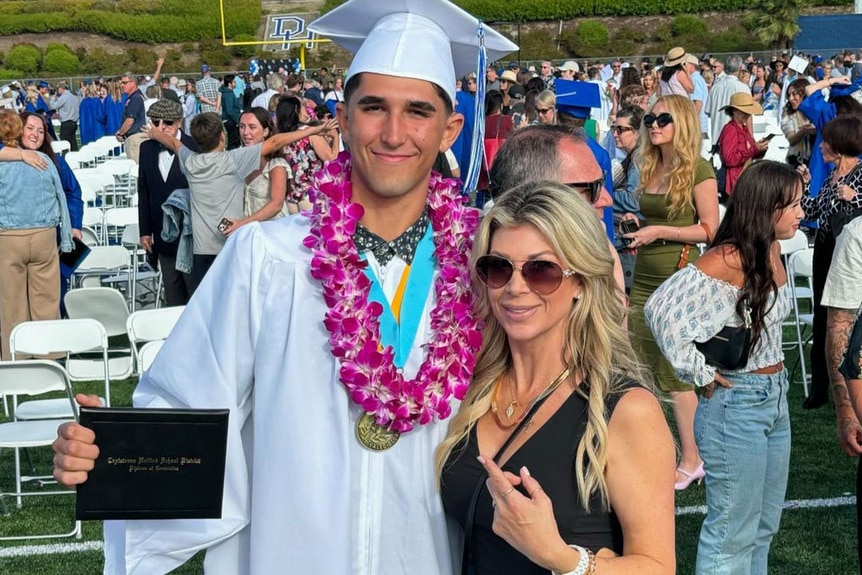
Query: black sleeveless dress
xmin=440 ymin=385 xmax=628 ymax=574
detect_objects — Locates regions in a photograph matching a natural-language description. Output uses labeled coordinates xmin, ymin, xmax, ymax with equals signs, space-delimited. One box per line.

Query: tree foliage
xmin=751 ymin=0 xmax=810 ymax=48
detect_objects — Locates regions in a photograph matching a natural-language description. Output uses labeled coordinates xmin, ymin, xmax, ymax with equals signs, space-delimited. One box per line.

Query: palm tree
xmin=751 ymin=0 xmax=810 ymax=49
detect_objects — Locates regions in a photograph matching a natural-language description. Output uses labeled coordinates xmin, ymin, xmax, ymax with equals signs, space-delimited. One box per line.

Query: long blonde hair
xmin=435 ymin=181 xmax=653 ymax=511
xmin=636 ymin=94 xmax=702 ymax=220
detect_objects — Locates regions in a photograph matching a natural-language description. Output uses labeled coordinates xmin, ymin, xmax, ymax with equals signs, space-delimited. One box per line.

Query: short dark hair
xmin=223 ymin=74 xmax=235 ymax=87
xmin=343 ymin=73 xmax=453 ymax=115
xmin=822 ymin=115 xmax=862 ymax=157
xmin=190 ymin=112 xmax=224 ymax=152
xmin=489 ymin=124 xmax=588 ymax=198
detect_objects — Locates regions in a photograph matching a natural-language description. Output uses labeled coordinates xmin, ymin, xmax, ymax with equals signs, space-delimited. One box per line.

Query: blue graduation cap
xmin=555 ymin=79 xmax=600 ymax=120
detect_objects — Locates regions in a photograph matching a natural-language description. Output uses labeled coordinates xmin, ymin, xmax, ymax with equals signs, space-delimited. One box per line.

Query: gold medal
xmin=356 ymin=413 xmax=400 ymax=451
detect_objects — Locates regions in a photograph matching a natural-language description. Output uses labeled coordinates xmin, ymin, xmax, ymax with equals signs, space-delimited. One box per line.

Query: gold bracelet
xmin=585 ymin=548 xmax=597 ymax=575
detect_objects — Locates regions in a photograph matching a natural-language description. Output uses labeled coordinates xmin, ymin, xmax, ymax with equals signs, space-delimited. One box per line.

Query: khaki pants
xmin=0 ymin=228 xmax=61 ymax=360
xmin=124 ymin=132 xmax=149 ymax=165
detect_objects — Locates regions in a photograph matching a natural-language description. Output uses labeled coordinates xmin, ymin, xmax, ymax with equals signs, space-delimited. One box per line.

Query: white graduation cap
xmin=309 ymin=0 xmax=518 ymax=105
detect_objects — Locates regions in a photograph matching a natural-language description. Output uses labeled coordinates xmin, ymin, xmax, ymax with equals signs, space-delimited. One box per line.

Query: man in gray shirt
xmin=50 ymin=81 xmax=80 ymax=151
xmin=146 ymin=111 xmax=337 ymax=291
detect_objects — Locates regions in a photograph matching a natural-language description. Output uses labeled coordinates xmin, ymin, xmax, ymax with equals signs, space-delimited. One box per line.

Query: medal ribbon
xmin=361 ymin=225 xmax=436 ymax=368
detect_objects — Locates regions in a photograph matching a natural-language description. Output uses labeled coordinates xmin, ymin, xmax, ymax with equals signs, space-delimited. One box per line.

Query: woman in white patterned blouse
xmin=644 ymin=161 xmax=803 ymax=575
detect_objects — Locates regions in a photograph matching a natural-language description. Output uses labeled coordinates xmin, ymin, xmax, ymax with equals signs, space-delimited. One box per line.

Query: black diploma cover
xmin=75 ymin=407 xmax=229 ymax=521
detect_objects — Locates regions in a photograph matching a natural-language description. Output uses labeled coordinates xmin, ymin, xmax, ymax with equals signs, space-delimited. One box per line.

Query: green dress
xmin=629 ymin=157 xmax=715 ymax=392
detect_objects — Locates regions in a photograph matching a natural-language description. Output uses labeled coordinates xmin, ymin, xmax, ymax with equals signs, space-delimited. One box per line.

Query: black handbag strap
xmin=459 ymin=392 xmax=555 ymax=575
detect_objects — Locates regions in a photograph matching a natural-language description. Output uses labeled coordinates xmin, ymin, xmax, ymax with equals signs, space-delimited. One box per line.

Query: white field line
xmin=0 ymin=540 xmax=102 ymax=558
xmin=675 ymin=495 xmax=856 ymax=516
xmin=0 ymin=496 xmax=857 ymax=557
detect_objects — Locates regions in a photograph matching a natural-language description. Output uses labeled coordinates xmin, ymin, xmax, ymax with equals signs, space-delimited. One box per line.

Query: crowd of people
xmin=0 ymin=0 xmax=859 ymax=573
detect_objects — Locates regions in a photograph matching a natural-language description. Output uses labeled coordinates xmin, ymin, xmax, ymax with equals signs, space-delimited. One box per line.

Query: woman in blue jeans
xmin=645 ymin=160 xmax=803 ymax=574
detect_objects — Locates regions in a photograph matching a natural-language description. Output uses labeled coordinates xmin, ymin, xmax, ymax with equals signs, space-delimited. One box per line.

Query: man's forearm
xmin=116 ymin=118 xmax=134 ymax=136
xmin=827 ymin=307 xmax=858 ymax=415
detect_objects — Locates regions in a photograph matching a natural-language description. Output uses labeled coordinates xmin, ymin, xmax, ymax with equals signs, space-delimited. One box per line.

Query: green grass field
xmin=0 ymin=354 xmax=858 ymax=574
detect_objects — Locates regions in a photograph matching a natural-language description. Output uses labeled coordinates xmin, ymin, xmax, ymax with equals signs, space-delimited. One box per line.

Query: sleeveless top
xmin=659 ymin=71 xmax=688 ymax=97
xmin=243 ymin=157 xmax=292 ymax=219
xmin=440 ymin=383 xmax=634 ymax=574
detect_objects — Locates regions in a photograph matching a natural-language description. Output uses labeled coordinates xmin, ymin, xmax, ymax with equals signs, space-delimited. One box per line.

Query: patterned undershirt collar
xmin=353 ymin=210 xmax=430 ymax=267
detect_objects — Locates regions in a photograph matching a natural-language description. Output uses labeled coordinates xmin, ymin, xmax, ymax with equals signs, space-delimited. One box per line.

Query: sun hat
xmin=499 ymin=70 xmax=518 ymax=84
xmin=720 ymin=92 xmax=763 ymax=116
xmin=664 ymin=47 xmax=686 ymax=67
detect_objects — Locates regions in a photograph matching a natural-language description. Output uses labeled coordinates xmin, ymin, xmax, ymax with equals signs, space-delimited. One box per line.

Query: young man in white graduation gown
xmin=52 ymin=1 xmax=517 ymax=574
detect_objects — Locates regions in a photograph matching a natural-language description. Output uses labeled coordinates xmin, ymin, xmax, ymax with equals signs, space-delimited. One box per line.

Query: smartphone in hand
xmin=620 ymin=219 xmax=639 ymax=247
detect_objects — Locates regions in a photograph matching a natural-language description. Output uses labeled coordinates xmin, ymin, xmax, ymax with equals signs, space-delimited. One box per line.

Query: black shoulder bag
xmin=695 ymin=302 xmax=752 ymax=371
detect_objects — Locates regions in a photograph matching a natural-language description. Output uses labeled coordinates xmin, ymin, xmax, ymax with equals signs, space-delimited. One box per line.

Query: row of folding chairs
xmin=73 ymin=208 xmax=164 ymax=310
xmin=0 ymin=306 xmax=181 ymax=540
xmin=73 ymin=157 xmax=138 ymax=210
xmin=64 ymin=136 xmax=126 ymax=170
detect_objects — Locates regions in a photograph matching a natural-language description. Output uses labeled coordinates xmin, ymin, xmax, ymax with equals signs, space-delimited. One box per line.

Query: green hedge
xmin=6 ymin=44 xmax=42 ymax=75
xmin=43 ymin=49 xmax=81 ymax=75
xmin=0 ymin=0 xmax=260 ymax=43
xmin=321 ymin=0 xmax=850 ymax=19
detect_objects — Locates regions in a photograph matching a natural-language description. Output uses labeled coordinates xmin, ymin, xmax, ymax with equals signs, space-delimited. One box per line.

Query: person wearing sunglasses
xmin=645 ymin=161 xmax=800 ymax=575
xmin=486 ymin=124 xmax=624 ymax=294
xmin=534 ymin=89 xmax=557 ymax=126
xmin=610 ymin=106 xmax=644 ymax=291
xmin=438 ymin=180 xmax=675 ymax=575
xmin=136 ymin=98 xmax=201 ymax=306
xmin=624 ymin=94 xmax=719 ymax=490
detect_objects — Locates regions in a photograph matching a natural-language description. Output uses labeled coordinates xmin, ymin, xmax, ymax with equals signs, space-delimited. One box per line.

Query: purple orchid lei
xmin=303 ymin=152 xmax=483 ymax=433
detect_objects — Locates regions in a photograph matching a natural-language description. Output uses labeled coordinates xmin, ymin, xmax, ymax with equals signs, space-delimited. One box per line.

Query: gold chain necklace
xmin=490 ymin=367 xmax=571 ymax=430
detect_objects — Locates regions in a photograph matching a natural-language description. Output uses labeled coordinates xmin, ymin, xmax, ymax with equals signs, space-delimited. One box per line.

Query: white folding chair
xmin=81 ymin=207 xmax=104 ymax=244
xmin=0 ymin=360 xmax=81 ymax=540
xmin=50 ymin=139 xmax=71 ymax=156
xmin=63 ymin=151 xmax=86 ymax=170
xmin=787 ymin=248 xmax=814 ymax=397
xmin=120 ymin=224 xmax=162 ymax=310
xmin=81 ymin=226 xmax=101 ymax=247
xmin=127 ymin=307 xmax=184 ymax=373
xmin=10 ymin=319 xmax=118 ymax=407
xmin=64 ymin=287 xmax=130 ymax=338
xmin=73 ymin=245 xmax=131 ymax=294
xmin=103 ymin=206 xmax=139 ymax=245
xmin=138 ymin=340 xmax=165 ymax=373
xmin=96 ymin=159 xmax=138 ymax=207
xmin=94 ymin=135 xmax=124 ymax=159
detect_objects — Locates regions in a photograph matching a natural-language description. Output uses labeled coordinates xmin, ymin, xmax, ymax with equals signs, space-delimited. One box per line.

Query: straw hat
xmin=720 ymin=92 xmax=763 ymax=116
xmin=664 ymin=47 xmax=686 ymax=67
xmin=499 ymin=70 xmax=518 ymax=84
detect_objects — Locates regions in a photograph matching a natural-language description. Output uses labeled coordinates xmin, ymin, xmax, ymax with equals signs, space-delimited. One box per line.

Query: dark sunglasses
xmin=563 ymin=174 xmax=605 ymax=204
xmin=610 ymin=125 xmax=635 ymax=135
xmin=475 ymin=255 xmax=576 ymax=295
xmin=537 ymin=107 xmax=553 ymax=114
xmin=643 ymin=113 xmax=673 ymax=128
xmin=151 ymin=119 xmax=176 ymax=127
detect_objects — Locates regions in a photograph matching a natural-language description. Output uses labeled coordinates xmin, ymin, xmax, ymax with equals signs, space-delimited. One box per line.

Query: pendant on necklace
xmin=356 ymin=412 xmax=400 ymax=451
xmin=505 ymin=401 xmax=517 ymax=420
